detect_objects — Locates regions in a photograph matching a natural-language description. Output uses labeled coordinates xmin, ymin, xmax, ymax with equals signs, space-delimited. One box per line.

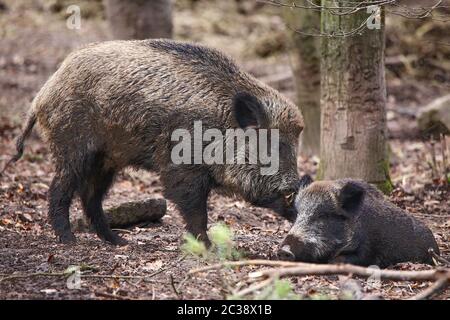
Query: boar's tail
xmin=1 ymin=111 xmax=37 ymax=175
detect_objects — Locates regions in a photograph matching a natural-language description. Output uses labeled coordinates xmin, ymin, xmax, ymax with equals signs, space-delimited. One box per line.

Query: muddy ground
xmin=0 ymin=0 xmax=449 ymax=300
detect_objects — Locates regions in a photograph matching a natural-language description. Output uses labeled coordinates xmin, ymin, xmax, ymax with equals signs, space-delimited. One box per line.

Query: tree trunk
xmin=319 ymin=0 xmax=392 ymax=192
xmin=104 ymin=0 xmax=173 ymax=40
xmin=284 ymin=4 xmax=321 ymax=156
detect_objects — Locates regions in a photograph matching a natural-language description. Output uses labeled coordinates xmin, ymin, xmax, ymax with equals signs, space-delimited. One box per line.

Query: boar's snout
xmin=278 ymin=233 xmax=324 ymax=263
xmin=278 ymin=234 xmax=305 ymax=261
xmin=277 ymin=245 xmax=295 ymax=261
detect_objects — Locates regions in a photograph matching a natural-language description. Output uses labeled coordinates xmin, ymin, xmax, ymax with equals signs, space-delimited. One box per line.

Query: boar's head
xmin=218 ymin=91 xmax=304 ymax=219
xmin=278 ymin=180 xmax=366 ymax=262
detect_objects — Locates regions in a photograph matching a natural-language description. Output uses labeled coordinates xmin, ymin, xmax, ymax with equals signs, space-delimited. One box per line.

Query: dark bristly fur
xmin=5 ymin=39 xmax=303 ymax=245
xmin=278 ymin=179 xmax=440 ymax=268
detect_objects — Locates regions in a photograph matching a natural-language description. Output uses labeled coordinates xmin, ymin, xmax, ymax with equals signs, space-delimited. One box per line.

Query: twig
xmin=0 ymin=272 xmax=65 ymax=282
xmin=94 ymin=291 xmax=130 ymax=300
xmin=429 ymin=138 xmax=439 ymax=179
xmin=169 ymin=274 xmax=181 ymax=299
xmin=151 ymin=285 xmax=156 ymax=300
xmin=0 ymin=256 xmax=186 ymax=284
xmin=111 ymin=228 xmax=133 ymax=234
xmin=144 ymin=254 xmax=187 ymax=280
xmin=0 ymin=272 xmax=145 ymax=283
xmin=429 ymin=248 xmax=450 ymax=267
xmin=188 ymin=259 xmax=307 ymax=275
xmin=232 ymin=277 xmax=275 ymax=298
xmin=175 ymin=275 xmax=190 ymax=294
xmin=249 ymin=264 xmax=450 ymax=286
xmin=409 ymin=277 xmax=450 ymax=300
xmin=441 ymin=134 xmax=449 ymax=185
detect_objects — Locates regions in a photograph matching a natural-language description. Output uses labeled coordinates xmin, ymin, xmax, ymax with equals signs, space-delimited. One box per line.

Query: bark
xmin=104 ymin=0 xmax=173 ymax=40
xmin=319 ymin=0 xmax=391 ymax=192
xmin=284 ymin=4 xmax=321 ymax=156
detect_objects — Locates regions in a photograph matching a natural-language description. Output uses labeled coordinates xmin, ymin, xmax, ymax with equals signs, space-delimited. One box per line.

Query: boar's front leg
xmin=77 ymin=149 xmax=127 ymax=246
xmin=331 ymin=247 xmax=373 ymax=267
xmin=162 ymin=168 xmax=212 ymax=246
xmin=79 ymin=169 xmax=127 ymax=246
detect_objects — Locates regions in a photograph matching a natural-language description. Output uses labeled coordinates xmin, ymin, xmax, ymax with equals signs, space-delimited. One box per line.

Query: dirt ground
xmin=0 ymin=0 xmax=449 ymax=300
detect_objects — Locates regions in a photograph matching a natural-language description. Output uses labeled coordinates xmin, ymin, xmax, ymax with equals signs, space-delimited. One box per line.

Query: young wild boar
xmin=278 ymin=179 xmax=440 ymax=268
xmin=4 ymin=40 xmax=303 ymax=246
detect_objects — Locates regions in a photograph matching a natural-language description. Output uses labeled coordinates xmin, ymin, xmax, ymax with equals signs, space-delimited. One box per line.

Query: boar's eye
xmin=319 ymin=211 xmax=347 ymax=221
xmin=332 ymin=211 xmax=349 ymax=221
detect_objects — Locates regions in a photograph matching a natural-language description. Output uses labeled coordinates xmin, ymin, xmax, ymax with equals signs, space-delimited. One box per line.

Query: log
xmin=72 ymin=198 xmax=166 ymax=231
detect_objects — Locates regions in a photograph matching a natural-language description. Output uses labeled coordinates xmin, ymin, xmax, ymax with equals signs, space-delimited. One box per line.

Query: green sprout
xmin=181 ymin=233 xmax=208 ymax=258
xmin=181 ymin=223 xmax=241 ymax=261
xmin=255 ymin=279 xmax=300 ymax=300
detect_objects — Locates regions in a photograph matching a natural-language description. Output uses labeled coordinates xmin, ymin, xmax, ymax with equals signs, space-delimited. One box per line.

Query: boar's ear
xmin=233 ymin=92 xmax=266 ymax=128
xmin=338 ymin=181 xmax=365 ymax=214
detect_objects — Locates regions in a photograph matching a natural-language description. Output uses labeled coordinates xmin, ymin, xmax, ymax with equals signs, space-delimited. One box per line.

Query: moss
xmin=375 ymin=179 xmax=393 ymax=195
xmin=375 ymin=158 xmax=393 ymax=195
xmin=316 ymin=159 xmax=325 ymax=180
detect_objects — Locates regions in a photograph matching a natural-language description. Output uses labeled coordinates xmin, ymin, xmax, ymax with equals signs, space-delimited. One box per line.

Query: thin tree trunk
xmin=284 ymin=4 xmax=321 ymax=156
xmin=104 ymin=0 xmax=173 ymax=40
xmin=319 ymin=0 xmax=391 ymax=192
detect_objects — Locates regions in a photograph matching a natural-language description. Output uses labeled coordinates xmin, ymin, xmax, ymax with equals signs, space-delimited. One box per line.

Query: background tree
xmin=284 ymin=3 xmax=321 ymax=156
xmin=104 ymin=0 xmax=173 ymax=40
xmin=319 ymin=0 xmax=392 ymax=192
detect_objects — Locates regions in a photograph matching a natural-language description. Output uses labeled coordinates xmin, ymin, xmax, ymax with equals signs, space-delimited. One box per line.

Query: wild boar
xmin=4 ymin=39 xmax=303 ymax=246
xmin=278 ymin=179 xmax=440 ymax=268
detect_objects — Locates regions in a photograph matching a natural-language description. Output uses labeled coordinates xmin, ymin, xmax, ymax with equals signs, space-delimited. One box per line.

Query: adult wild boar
xmin=4 ymin=40 xmax=303 ymax=246
xmin=278 ymin=179 xmax=439 ymax=268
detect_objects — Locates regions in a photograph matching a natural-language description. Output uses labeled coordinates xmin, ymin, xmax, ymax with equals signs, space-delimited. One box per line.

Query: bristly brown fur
xmin=280 ymin=179 xmax=440 ymax=267
xmin=11 ymin=39 xmax=303 ymax=245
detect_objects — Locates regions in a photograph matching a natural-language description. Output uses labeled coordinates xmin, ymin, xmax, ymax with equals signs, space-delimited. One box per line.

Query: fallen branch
xmin=188 ymin=259 xmax=450 ymax=300
xmin=188 ymin=259 xmax=308 ymax=275
xmin=248 ymin=263 xmax=450 ymax=300
xmin=409 ymin=277 xmax=449 ymax=300
xmin=0 ymin=272 xmax=65 ymax=282
xmin=0 ymin=272 xmax=145 ymax=283
xmin=249 ymin=263 xmax=449 ymax=282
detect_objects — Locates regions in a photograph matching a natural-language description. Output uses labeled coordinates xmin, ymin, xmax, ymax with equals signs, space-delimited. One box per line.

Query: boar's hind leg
xmin=48 ymin=170 xmax=77 ymax=244
xmin=78 ymin=153 xmax=127 ymax=246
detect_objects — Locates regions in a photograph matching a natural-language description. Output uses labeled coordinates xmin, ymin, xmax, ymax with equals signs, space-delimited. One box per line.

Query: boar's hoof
xmin=277 ymin=245 xmax=295 ymax=261
xmin=104 ymin=233 xmax=128 ymax=246
xmin=197 ymin=234 xmax=212 ymax=248
xmin=58 ymin=232 xmax=77 ymax=244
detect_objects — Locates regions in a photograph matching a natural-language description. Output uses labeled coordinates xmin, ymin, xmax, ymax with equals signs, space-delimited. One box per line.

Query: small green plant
xmin=181 ymin=233 xmax=208 ymax=258
xmin=209 ymin=223 xmax=241 ymax=260
xmin=181 ymin=223 xmax=241 ymax=260
xmin=254 ymin=278 xmax=300 ymax=300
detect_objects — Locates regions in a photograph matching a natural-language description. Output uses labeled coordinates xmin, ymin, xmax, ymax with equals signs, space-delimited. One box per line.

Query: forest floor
xmin=0 ymin=0 xmax=449 ymax=300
